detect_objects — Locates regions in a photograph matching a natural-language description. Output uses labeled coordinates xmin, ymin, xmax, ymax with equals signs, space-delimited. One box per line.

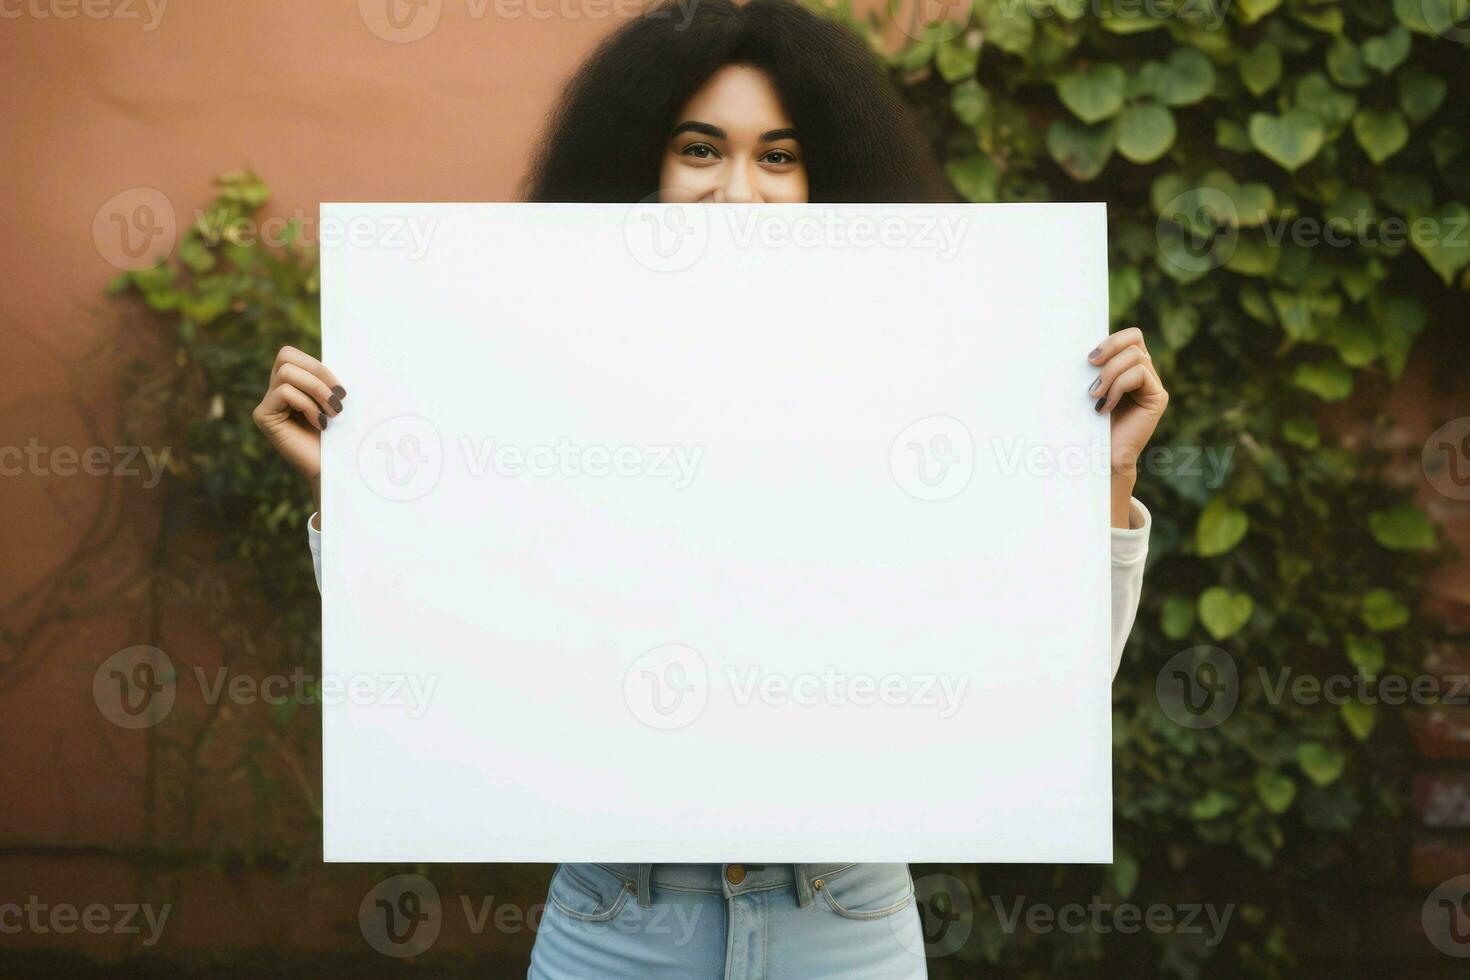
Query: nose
xmin=717 ymin=159 xmax=761 ymax=204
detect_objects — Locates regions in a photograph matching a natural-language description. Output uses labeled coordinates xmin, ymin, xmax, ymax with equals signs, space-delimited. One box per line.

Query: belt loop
xmin=636 ymin=863 xmax=654 ymax=909
xmin=793 ymin=864 xmax=815 ymax=908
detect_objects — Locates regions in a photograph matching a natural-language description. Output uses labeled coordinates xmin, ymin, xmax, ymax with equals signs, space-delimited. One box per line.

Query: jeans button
xmin=726 ymin=864 xmax=746 ymax=885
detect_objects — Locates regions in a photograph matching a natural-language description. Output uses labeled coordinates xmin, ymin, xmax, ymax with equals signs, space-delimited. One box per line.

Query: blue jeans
xmin=528 ymin=862 xmax=928 ymax=979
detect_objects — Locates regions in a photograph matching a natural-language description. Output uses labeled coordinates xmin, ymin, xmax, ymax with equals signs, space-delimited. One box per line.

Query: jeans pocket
xmin=547 ymin=863 xmax=634 ymax=922
xmin=818 ymin=863 xmax=915 ymax=921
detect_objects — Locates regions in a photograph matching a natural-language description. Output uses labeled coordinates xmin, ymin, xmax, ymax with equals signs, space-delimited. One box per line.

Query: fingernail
xmin=1088 ymin=347 xmax=1102 ymax=360
xmin=318 ymin=412 xmax=328 ymax=429
xmin=1094 ymin=398 xmax=1106 ymax=413
xmin=332 ymin=385 xmax=347 ymax=399
xmin=1089 ymin=377 xmax=1101 ymax=394
xmin=328 ymin=394 xmax=343 ymax=413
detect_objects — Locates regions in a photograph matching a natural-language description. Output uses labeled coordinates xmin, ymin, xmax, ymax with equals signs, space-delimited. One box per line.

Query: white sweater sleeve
xmin=307 ymin=499 xmax=1152 ymax=679
xmin=1109 ymin=497 xmax=1151 ymax=680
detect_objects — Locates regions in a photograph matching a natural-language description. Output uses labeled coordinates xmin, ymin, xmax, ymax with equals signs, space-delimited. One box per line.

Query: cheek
xmin=760 ymin=167 xmax=809 ymax=204
xmin=659 ymin=155 xmax=715 ymax=200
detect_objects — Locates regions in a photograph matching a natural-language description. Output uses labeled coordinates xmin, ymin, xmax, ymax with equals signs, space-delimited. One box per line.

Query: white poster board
xmin=320 ymin=203 xmax=1112 ymax=864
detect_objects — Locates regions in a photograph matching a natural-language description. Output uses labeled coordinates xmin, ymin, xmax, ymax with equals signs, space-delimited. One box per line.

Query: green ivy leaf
xmin=1409 ymin=202 xmax=1470 ymax=286
xmin=1340 ymin=701 xmax=1376 ymax=742
xmin=1249 ymin=109 xmax=1326 ymax=171
xmin=950 ymin=80 xmax=991 ymax=127
xmin=1190 ymin=789 xmax=1236 ymax=820
xmin=1235 ymin=0 xmax=1283 ymax=26
xmin=1255 ymin=770 xmax=1297 ymax=814
xmin=1115 ymin=104 xmax=1177 ymax=163
xmin=1046 ymin=118 xmax=1116 ymax=182
xmin=1196 ymin=498 xmax=1249 ymax=556
xmin=1161 ymin=595 xmax=1196 ymax=640
xmin=1239 ymin=43 xmax=1283 ymax=96
xmin=1368 ymin=503 xmax=1437 ymax=551
xmin=1347 ymin=635 xmax=1386 ymax=673
xmin=1361 ymin=588 xmax=1410 ymax=632
xmin=1296 ymin=742 xmax=1346 ymax=787
xmin=977 ymin=0 xmax=1035 ymax=56
xmin=936 ymin=35 xmax=981 ymax=82
xmin=1199 ymin=586 xmax=1254 ymax=640
xmin=1057 ymin=64 xmax=1128 ymax=123
xmin=1282 ymin=416 xmax=1319 ymax=448
xmin=1156 ymin=47 xmax=1215 ymax=107
xmin=1293 ymin=73 xmax=1358 ymax=136
xmin=946 ymin=156 xmax=999 ymax=202
xmin=1352 ymin=109 xmax=1410 ymax=164
xmin=1361 ymin=26 xmax=1412 ymax=76
xmin=1292 ymin=360 xmax=1353 ymax=401
xmin=1326 ymin=36 xmax=1372 ymax=89
xmin=1398 ymin=67 xmax=1448 ymax=124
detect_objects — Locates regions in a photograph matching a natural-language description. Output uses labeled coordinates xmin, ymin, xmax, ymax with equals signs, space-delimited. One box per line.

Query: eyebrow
xmin=669 ymin=121 xmax=801 ymax=143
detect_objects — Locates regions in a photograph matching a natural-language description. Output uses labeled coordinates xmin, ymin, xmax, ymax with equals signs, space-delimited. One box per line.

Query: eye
xmin=761 ymin=149 xmax=799 ymax=166
xmin=681 ymin=142 xmax=721 ymax=160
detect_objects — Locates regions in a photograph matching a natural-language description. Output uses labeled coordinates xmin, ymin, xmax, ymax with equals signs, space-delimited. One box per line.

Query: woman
xmin=253 ymin=1 xmax=1168 ymax=976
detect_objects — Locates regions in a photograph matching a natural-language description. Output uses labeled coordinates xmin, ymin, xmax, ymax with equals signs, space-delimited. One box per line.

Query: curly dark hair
xmin=522 ymin=0 xmax=947 ymax=203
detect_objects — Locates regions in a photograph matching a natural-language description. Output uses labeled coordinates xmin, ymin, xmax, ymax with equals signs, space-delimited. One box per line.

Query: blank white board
xmin=320 ymin=203 xmax=1112 ymax=863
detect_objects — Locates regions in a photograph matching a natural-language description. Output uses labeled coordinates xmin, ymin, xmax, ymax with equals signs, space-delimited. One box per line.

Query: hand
xmin=1087 ymin=327 xmax=1168 ymax=527
xmin=251 ymin=346 xmax=346 ymax=518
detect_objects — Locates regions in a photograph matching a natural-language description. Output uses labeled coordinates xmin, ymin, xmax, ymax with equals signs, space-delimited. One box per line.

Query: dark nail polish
xmin=328 ymin=394 xmax=343 ymax=413
xmin=1094 ymin=398 xmax=1106 ymax=412
xmin=1090 ymin=349 xmax=1105 ymax=362
xmin=318 ymin=411 xmax=328 ymax=429
xmin=332 ymin=385 xmax=346 ymax=399
xmin=1089 ymin=377 xmax=1101 ymax=394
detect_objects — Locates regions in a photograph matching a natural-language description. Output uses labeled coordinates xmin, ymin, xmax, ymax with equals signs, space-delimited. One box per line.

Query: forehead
xmin=676 ymin=64 xmax=794 ymax=131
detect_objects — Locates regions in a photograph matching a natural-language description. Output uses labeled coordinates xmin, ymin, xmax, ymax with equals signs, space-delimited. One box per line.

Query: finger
xmin=261 ymin=382 xmax=329 ymax=430
xmin=1097 ymin=364 xmax=1160 ymax=413
xmin=1088 ymin=326 xmax=1149 ymax=365
xmin=1089 ymin=345 xmax=1148 ymax=401
xmin=275 ymin=362 xmax=343 ymax=416
xmin=274 ymin=346 xmax=346 ymax=400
